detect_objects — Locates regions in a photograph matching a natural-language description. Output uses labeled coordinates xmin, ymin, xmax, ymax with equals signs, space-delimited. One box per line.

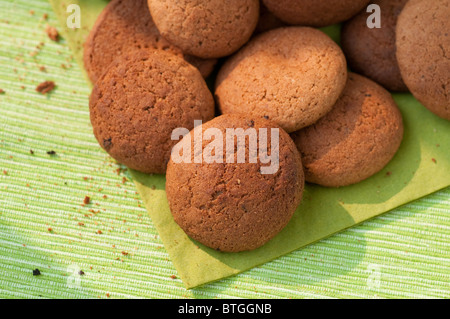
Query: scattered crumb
xmin=386 ymin=171 xmax=392 ymax=176
xmin=39 ymin=66 xmax=46 ymax=72
xmin=47 ymin=227 xmax=52 ymax=232
xmin=36 ymin=81 xmax=55 ymax=94
xmin=32 ymin=269 xmax=41 ymax=276
xmin=29 ymin=10 xmax=35 ymax=15
xmin=78 ymin=270 xmax=85 ymax=276
xmin=121 ymin=251 xmax=128 ymax=256
xmin=83 ymin=196 xmax=90 ymax=205
xmin=45 ymin=25 xmax=59 ymax=41
xmin=78 ymin=222 xmax=85 ymax=226
xmin=106 ymin=293 xmax=110 ymax=298
xmin=0 ymin=89 xmax=5 ymax=94
xmin=42 ymin=13 xmax=48 ymax=21
xmin=46 ymin=150 xmax=56 ymax=155
xmin=170 ymin=275 xmax=177 ymax=279
xmin=431 ymin=158 xmax=437 ymax=164
xmin=30 ymin=149 xmax=34 ymax=155
xmin=97 ymin=230 xmax=102 ymax=234
xmin=3 ymin=170 xmax=7 ymax=175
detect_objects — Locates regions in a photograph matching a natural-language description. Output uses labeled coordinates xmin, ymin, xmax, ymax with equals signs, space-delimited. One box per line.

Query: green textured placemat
xmin=1 ymin=0 xmax=449 ymax=298
xmin=49 ymin=0 xmax=450 ymax=289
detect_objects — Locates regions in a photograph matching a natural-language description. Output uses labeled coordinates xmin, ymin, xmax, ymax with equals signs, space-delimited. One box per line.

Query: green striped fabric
xmin=0 ymin=0 xmax=449 ymax=298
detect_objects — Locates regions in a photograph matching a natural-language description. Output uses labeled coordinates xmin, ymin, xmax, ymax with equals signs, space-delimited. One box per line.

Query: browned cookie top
xmin=83 ymin=0 xmax=216 ymax=83
xmin=341 ymin=0 xmax=409 ymax=92
xmin=291 ymin=73 xmax=404 ymax=188
xmin=165 ymin=114 xmax=304 ymax=252
xmin=147 ymin=0 xmax=260 ymax=59
xmin=262 ymin=0 xmax=370 ymax=27
xmin=89 ymin=49 xmax=215 ymax=174
xmin=396 ymin=0 xmax=450 ymax=120
xmin=215 ymin=27 xmax=348 ymax=133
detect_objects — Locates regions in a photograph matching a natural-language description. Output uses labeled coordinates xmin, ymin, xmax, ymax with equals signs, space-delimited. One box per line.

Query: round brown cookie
xmin=291 ymin=73 xmax=404 ymax=188
xmin=341 ymin=0 xmax=409 ymax=92
xmin=147 ymin=0 xmax=260 ymax=59
xmin=215 ymin=27 xmax=348 ymax=133
xmin=262 ymin=0 xmax=370 ymax=27
xmin=253 ymin=1 xmax=286 ymax=35
xmin=89 ymin=49 xmax=215 ymax=174
xmin=396 ymin=0 xmax=450 ymax=120
xmin=83 ymin=0 xmax=216 ymax=84
xmin=166 ymin=114 xmax=304 ymax=252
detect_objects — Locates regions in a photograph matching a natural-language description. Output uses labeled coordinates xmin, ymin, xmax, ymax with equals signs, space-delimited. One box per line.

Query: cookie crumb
xmin=36 ymin=81 xmax=55 ymax=94
xmin=45 ymin=25 xmax=59 ymax=41
xmin=32 ymin=269 xmax=41 ymax=276
xmin=170 ymin=275 xmax=177 ymax=279
xmin=46 ymin=150 xmax=56 ymax=155
xmin=431 ymin=158 xmax=437 ymax=164
xmin=121 ymin=251 xmax=128 ymax=256
xmin=0 ymin=89 xmax=5 ymax=94
xmin=30 ymin=149 xmax=34 ymax=155
xmin=83 ymin=196 xmax=90 ymax=205
xmin=78 ymin=270 xmax=85 ymax=276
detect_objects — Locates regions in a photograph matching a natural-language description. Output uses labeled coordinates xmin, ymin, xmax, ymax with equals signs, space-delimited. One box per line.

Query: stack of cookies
xmin=85 ymin=0 xmax=449 ymax=252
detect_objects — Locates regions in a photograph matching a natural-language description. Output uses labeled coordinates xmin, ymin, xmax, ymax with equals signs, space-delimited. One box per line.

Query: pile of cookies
xmin=85 ymin=0 xmax=450 ymax=252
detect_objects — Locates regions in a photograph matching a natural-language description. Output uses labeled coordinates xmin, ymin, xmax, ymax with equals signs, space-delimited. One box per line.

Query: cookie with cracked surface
xmin=215 ymin=27 xmax=348 ymax=133
xmin=291 ymin=73 xmax=404 ymax=187
xmin=262 ymin=0 xmax=370 ymax=27
xmin=89 ymin=49 xmax=215 ymax=174
xmin=166 ymin=114 xmax=304 ymax=252
xmin=341 ymin=0 xmax=409 ymax=92
xmin=83 ymin=0 xmax=216 ymax=84
xmin=147 ymin=0 xmax=260 ymax=59
xmin=396 ymin=0 xmax=450 ymax=120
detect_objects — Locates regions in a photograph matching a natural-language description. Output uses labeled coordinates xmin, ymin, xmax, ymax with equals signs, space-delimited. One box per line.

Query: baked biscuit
xmin=147 ymin=0 xmax=260 ymax=59
xmin=291 ymin=73 xmax=404 ymax=187
xmin=341 ymin=0 xmax=409 ymax=92
xmin=89 ymin=49 xmax=215 ymax=174
xmin=166 ymin=114 xmax=304 ymax=252
xmin=262 ymin=0 xmax=370 ymax=27
xmin=216 ymin=27 xmax=347 ymax=133
xmin=396 ymin=0 xmax=450 ymax=120
xmin=83 ymin=0 xmax=217 ymax=83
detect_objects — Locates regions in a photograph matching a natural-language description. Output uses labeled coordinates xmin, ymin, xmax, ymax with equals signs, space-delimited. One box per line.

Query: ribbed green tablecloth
xmin=0 ymin=0 xmax=449 ymax=299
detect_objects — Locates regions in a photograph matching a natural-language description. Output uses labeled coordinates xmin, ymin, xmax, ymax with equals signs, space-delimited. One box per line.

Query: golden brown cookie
xmin=396 ymin=0 xmax=450 ymax=120
xmin=341 ymin=0 xmax=409 ymax=92
xmin=83 ymin=0 xmax=217 ymax=83
xmin=262 ymin=0 xmax=370 ymax=27
xmin=291 ymin=73 xmax=404 ymax=187
xmin=89 ymin=49 xmax=215 ymax=174
xmin=215 ymin=27 xmax=348 ymax=133
xmin=166 ymin=114 xmax=304 ymax=252
xmin=147 ymin=0 xmax=260 ymax=59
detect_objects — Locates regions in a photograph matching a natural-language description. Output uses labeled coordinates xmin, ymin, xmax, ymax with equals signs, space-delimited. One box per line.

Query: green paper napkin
xmin=50 ymin=0 xmax=450 ymax=289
